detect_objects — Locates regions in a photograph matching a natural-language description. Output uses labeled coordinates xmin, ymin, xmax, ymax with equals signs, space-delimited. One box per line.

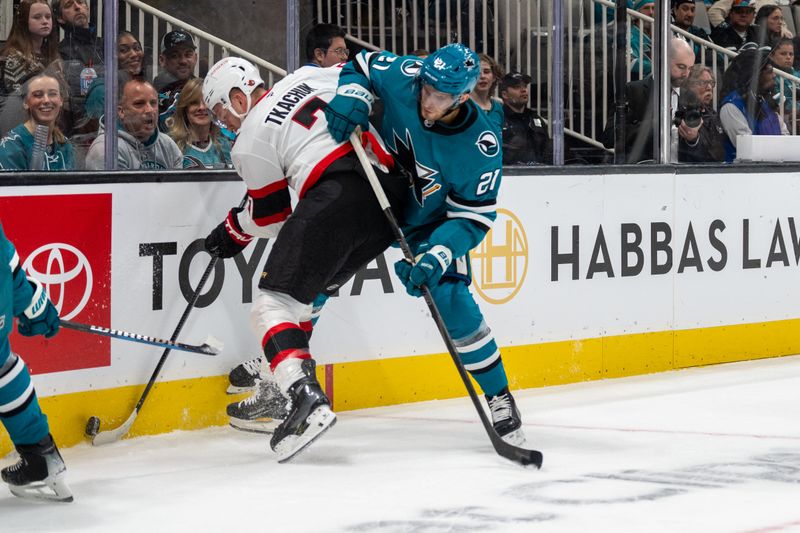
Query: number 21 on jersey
xmin=476 ymin=169 xmax=501 ymax=195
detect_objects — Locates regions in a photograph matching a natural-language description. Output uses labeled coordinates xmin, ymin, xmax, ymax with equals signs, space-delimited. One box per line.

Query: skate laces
xmin=488 ymin=393 xmax=513 ymax=422
xmin=242 ymin=356 xmax=263 ymax=375
xmin=238 ymin=389 xmax=264 ymax=407
xmin=6 ymin=459 xmax=25 ymax=473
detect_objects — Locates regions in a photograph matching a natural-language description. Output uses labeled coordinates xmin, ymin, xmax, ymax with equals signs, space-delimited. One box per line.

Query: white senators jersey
xmin=231 ymin=64 xmax=391 ymax=240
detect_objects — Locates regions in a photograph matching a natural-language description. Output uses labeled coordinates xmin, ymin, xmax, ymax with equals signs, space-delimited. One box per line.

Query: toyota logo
xmin=22 ymin=243 xmax=93 ymax=320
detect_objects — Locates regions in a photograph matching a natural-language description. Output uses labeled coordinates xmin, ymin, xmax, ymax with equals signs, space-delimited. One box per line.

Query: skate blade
xmin=501 ymin=428 xmax=527 ymax=447
xmin=275 ymin=406 xmax=337 ymax=464
xmin=226 ymin=384 xmax=256 ymax=395
xmin=8 ymin=474 xmax=73 ymax=503
xmin=229 ymin=417 xmax=281 ymax=435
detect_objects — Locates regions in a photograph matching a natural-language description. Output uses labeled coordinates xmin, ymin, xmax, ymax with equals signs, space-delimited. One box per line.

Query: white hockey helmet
xmin=203 ymin=57 xmax=265 ymax=121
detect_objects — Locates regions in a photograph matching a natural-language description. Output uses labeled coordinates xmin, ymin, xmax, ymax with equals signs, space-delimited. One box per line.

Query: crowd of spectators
xmin=2 ymin=2 xmax=800 ymax=170
xmin=597 ymin=0 xmax=800 ymax=164
xmin=0 ymin=0 xmax=232 ymax=171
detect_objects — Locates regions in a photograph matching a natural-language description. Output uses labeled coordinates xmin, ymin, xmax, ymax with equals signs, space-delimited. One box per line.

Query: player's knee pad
xmin=250 ymin=289 xmax=312 ymax=335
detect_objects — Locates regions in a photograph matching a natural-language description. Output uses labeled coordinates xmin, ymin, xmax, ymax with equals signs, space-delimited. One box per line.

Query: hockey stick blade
xmin=488 ymin=426 xmax=543 ymax=468
xmin=350 ymin=131 xmax=543 ymax=468
xmin=61 ymin=320 xmax=221 ymax=355
xmin=91 ymin=410 xmax=137 ymax=446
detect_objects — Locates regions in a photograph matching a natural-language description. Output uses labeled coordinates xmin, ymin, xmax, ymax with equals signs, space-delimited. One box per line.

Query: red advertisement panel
xmin=0 ymin=193 xmax=112 ymax=374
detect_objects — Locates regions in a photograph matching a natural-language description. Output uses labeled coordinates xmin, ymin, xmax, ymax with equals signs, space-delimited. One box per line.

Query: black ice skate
xmin=486 ymin=387 xmax=526 ymax=446
xmin=227 ymin=379 xmax=288 ymax=434
xmin=1 ymin=433 xmax=73 ymax=503
xmin=270 ymin=360 xmax=336 ymax=463
xmin=227 ymin=355 xmax=265 ymax=394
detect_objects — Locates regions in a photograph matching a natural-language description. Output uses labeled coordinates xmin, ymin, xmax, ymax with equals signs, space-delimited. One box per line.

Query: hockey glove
xmin=205 ymin=207 xmax=254 ymax=258
xmin=324 ymin=84 xmax=374 ymax=143
xmin=17 ymin=278 xmax=60 ymax=338
xmin=394 ymin=245 xmax=452 ymax=297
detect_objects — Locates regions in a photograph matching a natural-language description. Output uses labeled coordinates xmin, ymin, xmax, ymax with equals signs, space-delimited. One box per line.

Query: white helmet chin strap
xmin=221 ymin=93 xmax=254 ymax=130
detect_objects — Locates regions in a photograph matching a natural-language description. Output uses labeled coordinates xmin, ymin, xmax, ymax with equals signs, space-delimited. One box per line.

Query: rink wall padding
xmin=2 ymin=165 xmax=800 ymax=454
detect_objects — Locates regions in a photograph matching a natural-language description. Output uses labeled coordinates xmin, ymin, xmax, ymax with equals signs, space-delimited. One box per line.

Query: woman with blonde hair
xmin=471 ymin=53 xmax=504 ymax=131
xmin=168 ymin=77 xmax=232 ymax=169
xmin=0 ymin=73 xmax=75 ymax=170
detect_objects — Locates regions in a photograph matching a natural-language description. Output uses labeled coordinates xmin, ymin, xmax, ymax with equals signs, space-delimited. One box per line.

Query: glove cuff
xmin=337 ymin=83 xmax=374 ymax=110
xmin=23 ymin=278 xmax=48 ymax=320
xmin=225 ymin=208 xmax=254 ymax=245
xmin=427 ymin=245 xmax=452 ymax=272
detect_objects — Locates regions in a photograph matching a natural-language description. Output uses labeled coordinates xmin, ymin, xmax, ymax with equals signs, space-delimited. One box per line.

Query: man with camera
xmin=676 ymin=65 xmax=726 ymax=162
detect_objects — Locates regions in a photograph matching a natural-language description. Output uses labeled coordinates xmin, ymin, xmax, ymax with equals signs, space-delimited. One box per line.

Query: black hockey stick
xmin=86 ymin=194 xmax=249 ymax=445
xmin=349 ymin=132 xmax=543 ymax=468
xmin=61 ymin=320 xmax=222 ymax=355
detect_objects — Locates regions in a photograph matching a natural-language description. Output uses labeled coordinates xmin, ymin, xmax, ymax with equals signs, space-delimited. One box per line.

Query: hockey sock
xmin=262 ymin=322 xmax=312 ymax=395
xmin=0 ymin=353 xmax=49 ymax=445
xmin=455 ymin=327 xmax=509 ymax=397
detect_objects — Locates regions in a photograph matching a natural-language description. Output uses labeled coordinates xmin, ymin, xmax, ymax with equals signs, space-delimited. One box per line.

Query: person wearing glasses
xmin=677 ymin=65 xmax=726 ymax=162
xmin=304 ymin=23 xmax=349 ymax=67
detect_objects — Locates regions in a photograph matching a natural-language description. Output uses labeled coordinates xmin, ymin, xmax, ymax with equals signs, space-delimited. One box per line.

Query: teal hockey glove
xmin=17 ymin=278 xmax=60 ymax=338
xmin=393 ymin=245 xmax=453 ymax=297
xmin=324 ymin=84 xmax=374 ymax=143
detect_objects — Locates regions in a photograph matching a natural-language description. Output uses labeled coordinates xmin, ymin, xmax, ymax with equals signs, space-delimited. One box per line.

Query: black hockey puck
xmin=85 ymin=416 xmax=101 ymax=437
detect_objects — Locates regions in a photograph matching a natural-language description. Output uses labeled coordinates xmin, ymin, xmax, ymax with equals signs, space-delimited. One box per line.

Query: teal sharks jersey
xmin=342 ymin=50 xmax=502 ymax=259
xmin=0 ymin=125 xmax=75 ymax=171
xmin=1 ymin=221 xmax=34 ymax=354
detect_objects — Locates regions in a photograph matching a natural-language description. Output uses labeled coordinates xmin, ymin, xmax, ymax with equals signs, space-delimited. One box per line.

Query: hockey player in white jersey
xmin=202 ymin=57 xmax=406 ymax=461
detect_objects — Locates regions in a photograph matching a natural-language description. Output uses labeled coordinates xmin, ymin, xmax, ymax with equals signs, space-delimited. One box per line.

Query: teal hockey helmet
xmin=418 ymin=43 xmax=480 ymax=95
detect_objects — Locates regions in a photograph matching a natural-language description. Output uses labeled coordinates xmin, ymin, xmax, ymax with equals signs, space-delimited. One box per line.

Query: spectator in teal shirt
xmin=0 ymin=73 xmax=74 ymax=170
xmin=167 ymin=77 xmax=231 ymax=169
xmin=631 ymin=0 xmax=655 ymax=80
xmin=770 ymin=37 xmax=800 ymax=112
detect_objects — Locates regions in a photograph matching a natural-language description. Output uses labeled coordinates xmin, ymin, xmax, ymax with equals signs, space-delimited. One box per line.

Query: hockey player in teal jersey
xmin=325 ymin=43 xmax=525 ymax=446
xmin=0 ymin=222 xmax=72 ymax=502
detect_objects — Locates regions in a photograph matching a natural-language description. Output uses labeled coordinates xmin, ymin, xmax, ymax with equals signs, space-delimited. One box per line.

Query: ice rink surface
xmin=2 ymin=355 xmax=800 ymax=533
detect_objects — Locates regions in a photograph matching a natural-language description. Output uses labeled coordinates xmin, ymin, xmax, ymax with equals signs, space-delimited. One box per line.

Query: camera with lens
xmin=673 ymin=90 xmax=704 ymax=128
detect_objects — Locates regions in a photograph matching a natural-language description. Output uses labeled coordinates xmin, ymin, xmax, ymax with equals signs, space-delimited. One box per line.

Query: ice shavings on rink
xmin=2 ymin=355 xmax=800 ymax=532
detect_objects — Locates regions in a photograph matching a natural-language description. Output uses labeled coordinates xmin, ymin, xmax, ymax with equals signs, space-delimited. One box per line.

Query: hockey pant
xmin=428 ymin=255 xmax=509 ymax=397
xmin=0 ymin=341 xmax=49 ymax=446
xmin=252 ymin=165 xmax=406 ymax=391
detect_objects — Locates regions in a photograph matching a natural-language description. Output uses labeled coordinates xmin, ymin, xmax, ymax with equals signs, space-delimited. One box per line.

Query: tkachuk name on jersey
xmin=264 ymin=83 xmax=317 ymax=125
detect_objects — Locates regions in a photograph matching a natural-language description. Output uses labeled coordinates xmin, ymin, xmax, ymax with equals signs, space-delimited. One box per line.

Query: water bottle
xmin=80 ymin=66 xmax=97 ymax=96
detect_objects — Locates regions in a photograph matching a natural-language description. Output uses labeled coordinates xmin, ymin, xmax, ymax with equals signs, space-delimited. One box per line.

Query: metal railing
xmin=95 ymin=0 xmax=288 ymax=84
xmin=317 ymin=0 xmax=800 ymax=149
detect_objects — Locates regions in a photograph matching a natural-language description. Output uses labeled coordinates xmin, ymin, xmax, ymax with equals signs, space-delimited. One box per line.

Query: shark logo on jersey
xmin=476 ymin=131 xmax=500 ymax=157
xmin=400 ymin=59 xmax=423 ymax=77
xmin=390 ymin=129 xmax=440 ymax=206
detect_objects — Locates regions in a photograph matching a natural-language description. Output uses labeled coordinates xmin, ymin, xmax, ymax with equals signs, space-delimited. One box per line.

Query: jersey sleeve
xmin=428 ymin=157 xmax=501 ymax=259
xmin=340 ymin=49 xmax=401 ymax=101
xmin=231 ymin=141 xmax=293 ymax=240
xmin=0 ymin=137 xmax=29 ymax=171
xmin=0 ymin=224 xmax=34 ymax=317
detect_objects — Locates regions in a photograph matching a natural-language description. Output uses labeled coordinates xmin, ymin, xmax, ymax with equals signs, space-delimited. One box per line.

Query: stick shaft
xmin=61 ymin=320 xmax=218 ymax=355
xmin=349 ymin=132 xmax=542 ymax=467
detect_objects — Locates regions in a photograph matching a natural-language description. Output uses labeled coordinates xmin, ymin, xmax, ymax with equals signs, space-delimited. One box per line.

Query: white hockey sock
xmin=272 ymin=358 xmax=308 ymax=397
